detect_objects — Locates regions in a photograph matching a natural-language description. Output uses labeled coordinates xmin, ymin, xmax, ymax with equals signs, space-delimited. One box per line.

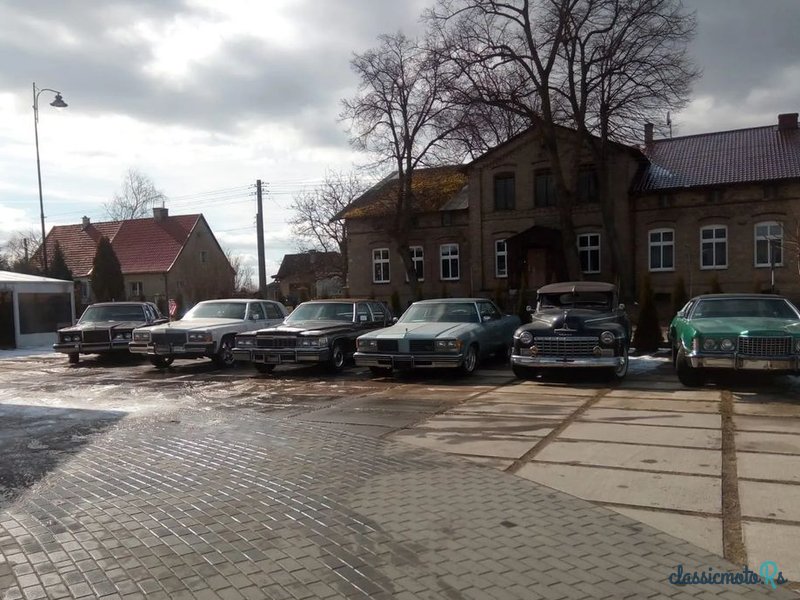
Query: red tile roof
xmin=39 ymin=214 xmax=201 ymax=276
xmin=636 ymin=123 xmax=800 ymax=192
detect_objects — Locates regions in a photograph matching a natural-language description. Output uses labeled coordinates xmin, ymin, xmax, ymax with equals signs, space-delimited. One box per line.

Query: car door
xmin=262 ymin=301 xmax=285 ymax=326
xmin=477 ymin=300 xmax=506 ymax=352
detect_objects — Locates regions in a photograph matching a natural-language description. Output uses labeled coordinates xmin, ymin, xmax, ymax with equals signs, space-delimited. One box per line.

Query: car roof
xmin=300 ymin=298 xmax=375 ymax=303
xmin=692 ymin=293 xmax=788 ymax=300
xmin=412 ymin=298 xmax=489 ymax=304
xmin=196 ymin=298 xmax=266 ymax=304
xmin=537 ymin=281 xmax=616 ymax=294
xmin=88 ymin=302 xmax=148 ymax=307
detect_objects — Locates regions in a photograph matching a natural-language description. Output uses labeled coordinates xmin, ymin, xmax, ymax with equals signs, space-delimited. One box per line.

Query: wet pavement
xmin=0 ymin=351 xmax=797 ymax=598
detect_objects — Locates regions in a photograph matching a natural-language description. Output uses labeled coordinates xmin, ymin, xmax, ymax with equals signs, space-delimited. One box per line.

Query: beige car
xmin=130 ymin=299 xmax=288 ymax=368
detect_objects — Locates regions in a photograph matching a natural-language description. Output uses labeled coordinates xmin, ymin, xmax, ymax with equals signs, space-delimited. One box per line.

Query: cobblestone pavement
xmin=0 ymin=413 xmax=794 ymax=599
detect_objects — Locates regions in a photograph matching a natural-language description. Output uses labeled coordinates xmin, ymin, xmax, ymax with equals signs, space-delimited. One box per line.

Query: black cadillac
xmin=233 ymin=299 xmax=393 ymax=374
xmin=54 ymin=301 xmax=167 ymax=364
xmin=510 ymin=281 xmax=631 ymax=380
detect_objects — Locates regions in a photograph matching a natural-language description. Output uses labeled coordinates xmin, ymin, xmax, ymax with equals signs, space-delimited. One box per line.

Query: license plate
xmin=155 ymin=345 xmax=170 ymax=354
xmin=172 ymin=345 xmax=185 ymax=353
xmin=266 ymin=355 xmax=281 ymax=364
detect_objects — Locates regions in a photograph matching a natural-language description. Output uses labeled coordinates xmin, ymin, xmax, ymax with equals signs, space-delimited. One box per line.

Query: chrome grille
xmin=82 ymin=330 xmax=109 ymax=343
xmin=535 ymin=336 xmax=598 ymax=357
xmin=257 ymin=336 xmax=297 ymax=348
xmin=151 ymin=331 xmax=187 ymax=345
xmin=377 ymin=339 xmax=398 ymax=352
xmin=409 ymin=340 xmax=434 ymax=353
xmin=737 ymin=336 xmax=791 ymax=357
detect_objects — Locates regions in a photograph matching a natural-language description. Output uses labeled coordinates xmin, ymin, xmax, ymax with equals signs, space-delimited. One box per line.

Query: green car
xmin=668 ymin=293 xmax=800 ymax=387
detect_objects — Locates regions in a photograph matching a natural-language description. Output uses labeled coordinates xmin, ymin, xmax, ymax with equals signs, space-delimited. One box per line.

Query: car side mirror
xmin=392 ymin=317 xmax=398 ymax=323
xmin=618 ymin=304 xmax=625 ymax=311
xmin=525 ymin=305 xmax=533 ymax=312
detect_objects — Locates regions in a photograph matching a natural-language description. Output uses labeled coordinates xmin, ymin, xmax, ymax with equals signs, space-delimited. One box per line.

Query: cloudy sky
xmin=1 ymin=0 xmax=798 ymax=281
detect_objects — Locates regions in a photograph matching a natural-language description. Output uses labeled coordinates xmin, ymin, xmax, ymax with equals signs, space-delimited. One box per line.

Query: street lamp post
xmin=33 ymin=82 xmax=68 ymax=272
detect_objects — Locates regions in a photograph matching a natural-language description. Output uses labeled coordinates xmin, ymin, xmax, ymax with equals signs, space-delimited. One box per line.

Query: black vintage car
xmin=232 ymin=299 xmax=393 ymax=374
xmin=54 ymin=301 xmax=167 ymax=364
xmin=510 ymin=281 xmax=631 ymax=380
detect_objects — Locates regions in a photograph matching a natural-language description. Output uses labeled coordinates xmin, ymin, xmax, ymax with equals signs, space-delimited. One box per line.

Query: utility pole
xmin=256 ymin=179 xmax=267 ymax=296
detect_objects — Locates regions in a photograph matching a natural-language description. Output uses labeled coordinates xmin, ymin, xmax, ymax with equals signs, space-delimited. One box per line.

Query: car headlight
xmin=133 ymin=331 xmax=150 ymax=342
xmin=720 ymin=338 xmax=734 ymax=351
xmin=299 ymin=337 xmax=327 ymax=347
xmin=435 ymin=339 xmax=462 ymax=352
xmin=188 ymin=331 xmax=212 ymax=342
xmin=703 ymin=338 xmax=717 ymax=351
xmin=357 ymin=339 xmax=377 ymax=351
xmin=236 ymin=337 xmax=254 ymax=347
xmin=518 ymin=331 xmax=533 ymax=345
xmin=62 ymin=334 xmax=77 ymax=342
xmin=600 ymin=331 xmax=615 ymax=345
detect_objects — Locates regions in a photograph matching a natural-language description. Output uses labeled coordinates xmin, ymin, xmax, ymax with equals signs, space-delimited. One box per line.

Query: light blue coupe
xmin=354 ymin=298 xmax=520 ymax=376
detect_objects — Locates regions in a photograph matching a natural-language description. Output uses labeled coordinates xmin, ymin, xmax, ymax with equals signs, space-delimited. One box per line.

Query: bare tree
xmin=341 ymin=32 xmax=469 ymax=281
xmin=427 ymin=0 xmax=699 ymax=294
xmin=288 ymin=170 xmax=364 ymax=279
xmin=1 ymin=229 xmax=42 ymax=273
xmin=225 ymin=249 xmax=256 ymax=293
xmin=104 ymin=168 xmax=167 ymax=220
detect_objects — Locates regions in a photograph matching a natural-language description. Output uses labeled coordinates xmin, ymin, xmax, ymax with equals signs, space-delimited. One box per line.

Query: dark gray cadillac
xmin=511 ymin=281 xmax=631 ymax=379
xmin=233 ymin=299 xmax=393 ymax=374
xmin=54 ymin=301 xmax=167 ymax=364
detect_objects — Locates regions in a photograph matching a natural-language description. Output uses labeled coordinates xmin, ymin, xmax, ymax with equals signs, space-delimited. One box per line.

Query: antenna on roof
xmin=666 ymin=112 xmax=672 ymax=138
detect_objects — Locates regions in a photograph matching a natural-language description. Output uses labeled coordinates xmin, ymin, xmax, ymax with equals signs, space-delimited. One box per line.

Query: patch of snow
xmin=0 ymin=346 xmax=54 ymax=360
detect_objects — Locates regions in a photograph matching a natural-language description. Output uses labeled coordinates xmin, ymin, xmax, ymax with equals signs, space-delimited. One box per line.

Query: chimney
xmin=644 ymin=122 xmax=654 ymax=145
xmin=152 ymin=206 xmax=169 ymax=222
xmin=81 ymin=216 xmax=90 ymax=230
xmin=778 ymin=113 xmax=798 ymax=131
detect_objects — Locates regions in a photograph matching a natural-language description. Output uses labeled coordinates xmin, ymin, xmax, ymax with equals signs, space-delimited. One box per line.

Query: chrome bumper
xmin=354 ymin=352 xmax=463 ymax=369
xmin=129 ymin=342 xmax=214 ymax=357
xmin=232 ymin=347 xmax=330 ymax=364
xmin=53 ymin=342 xmax=129 ymax=354
xmin=511 ymin=354 xmax=621 ymax=368
xmin=688 ymin=353 xmax=800 ymax=371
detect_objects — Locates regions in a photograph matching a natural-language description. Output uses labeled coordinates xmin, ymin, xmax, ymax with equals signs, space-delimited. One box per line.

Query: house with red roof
xmin=36 ymin=207 xmax=234 ymax=313
xmin=337 ymin=112 xmax=800 ymax=306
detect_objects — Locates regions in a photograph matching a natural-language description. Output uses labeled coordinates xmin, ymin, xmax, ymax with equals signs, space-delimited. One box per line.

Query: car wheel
xmin=459 ymin=344 xmax=479 ymax=375
xmin=369 ymin=366 xmax=392 ymax=377
xmin=328 ymin=342 xmax=345 ymax=373
xmin=675 ymin=347 xmax=705 ymax=387
xmin=212 ymin=336 xmax=236 ymax=368
xmin=150 ymin=355 xmax=174 ymax=368
xmin=610 ymin=347 xmax=629 ymax=381
xmin=254 ymin=363 xmax=275 ymax=374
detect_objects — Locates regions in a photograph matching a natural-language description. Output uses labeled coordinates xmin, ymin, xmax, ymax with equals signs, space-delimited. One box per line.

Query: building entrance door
xmin=0 ymin=291 xmax=15 ymax=348
xmin=525 ymin=248 xmax=550 ymax=290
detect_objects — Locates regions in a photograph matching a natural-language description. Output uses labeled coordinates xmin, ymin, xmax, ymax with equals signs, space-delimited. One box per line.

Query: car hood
xmin=253 ymin=320 xmax=355 ymax=335
xmin=528 ymin=308 xmax=618 ymax=329
xmin=61 ymin=321 xmax=144 ymax=332
xmin=141 ymin=318 xmax=242 ymax=332
xmin=363 ymin=322 xmax=475 ymax=339
xmin=690 ymin=317 xmax=800 ymax=336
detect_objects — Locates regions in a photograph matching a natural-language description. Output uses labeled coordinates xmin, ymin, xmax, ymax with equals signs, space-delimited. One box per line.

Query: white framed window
xmin=755 ymin=221 xmax=783 ymax=267
xmin=495 ymin=240 xmax=508 ymax=278
xmin=372 ymin=248 xmax=390 ymax=283
xmin=648 ymin=229 xmax=675 ymax=272
xmin=409 ymin=246 xmax=424 ymax=281
xmin=130 ymin=281 xmax=144 ymax=298
xmin=700 ymin=225 xmax=727 ymax=269
xmin=577 ymin=233 xmax=600 ymax=274
xmin=440 ymin=243 xmax=460 ymax=281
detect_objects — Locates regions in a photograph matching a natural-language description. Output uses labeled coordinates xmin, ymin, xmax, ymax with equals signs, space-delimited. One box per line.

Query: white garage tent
xmin=0 ymin=271 xmax=75 ymax=349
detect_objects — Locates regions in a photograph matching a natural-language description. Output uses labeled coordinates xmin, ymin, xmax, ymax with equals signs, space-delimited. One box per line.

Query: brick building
xmin=338 ymin=113 xmax=800 ymax=309
xmin=37 ymin=207 xmax=234 ymax=313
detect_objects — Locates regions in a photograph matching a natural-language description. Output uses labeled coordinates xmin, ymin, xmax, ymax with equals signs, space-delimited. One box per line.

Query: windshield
xmin=183 ymin=302 xmax=246 ymax=320
xmin=285 ymin=302 xmax=354 ymax=322
xmin=399 ymin=302 xmax=479 ymax=324
xmin=538 ymin=292 xmax=612 ymax=310
xmin=691 ymin=298 xmax=800 ymax=319
xmin=80 ymin=305 xmax=145 ymax=323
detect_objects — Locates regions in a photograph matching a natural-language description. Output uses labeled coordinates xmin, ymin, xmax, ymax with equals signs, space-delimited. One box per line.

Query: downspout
xmin=163 ymin=273 xmax=169 ymax=315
